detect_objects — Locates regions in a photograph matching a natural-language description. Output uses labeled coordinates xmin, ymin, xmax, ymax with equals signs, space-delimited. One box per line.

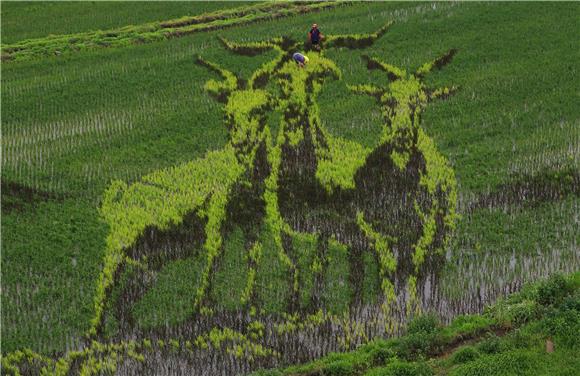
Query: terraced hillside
xmin=1 ymin=1 xmax=578 ymax=375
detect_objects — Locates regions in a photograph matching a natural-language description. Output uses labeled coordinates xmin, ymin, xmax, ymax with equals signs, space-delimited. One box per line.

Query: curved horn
xmin=361 ymin=55 xmax=404 ymax=82
xmin=218 ymin=36 xmax=281 ymax=56
xmin=415 ymin=49 xmax=457 ymax=78
xmin=324 ymin=22 xmax=392 ymax=50
xmin=196 ymin=56 xmax=239 ymax=102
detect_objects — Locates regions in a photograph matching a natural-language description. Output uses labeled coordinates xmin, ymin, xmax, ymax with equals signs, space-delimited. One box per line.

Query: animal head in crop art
xmin=349 ymin=49 xmax=459 ymax=170
xmin=196 ymin=56 xmax=273 ymax=167
xmin=353 ymin=49 xmax=458 ymax=120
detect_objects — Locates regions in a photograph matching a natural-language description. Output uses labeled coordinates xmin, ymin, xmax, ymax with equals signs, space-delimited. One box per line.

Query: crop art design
xmin=5 ymin=25 xmax=460 ymax=375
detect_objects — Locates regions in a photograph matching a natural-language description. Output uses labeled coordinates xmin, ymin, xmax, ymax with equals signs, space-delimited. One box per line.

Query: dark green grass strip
xmin=292 ymin=233 xmax=318 ymax=311
xmin=209 ymin=227 xmax=248 ymax=311
xmin=0 ymin=2 xmax=253 ymax=44
xmin=323 ymin=240 xmax=352 ymax=315
xmin=132 ymin=255 xmax=206 ymax=330
xmin=1 ymin=1 xmax=343 ymax=62
xmin=255 ymin=227 xmax=291 ymax=314
xmin=362 ymin=250 xmax=381 ymax=306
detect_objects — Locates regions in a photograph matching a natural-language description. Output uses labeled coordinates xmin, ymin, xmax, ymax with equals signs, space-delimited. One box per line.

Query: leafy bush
xmin=365 ymin=360 xmax=433 ymax=376
xmin=325 ymin=359 xmax=355 ymax=376
xmin=476 ymin=334 xmax=505 ymax=355
xmin=537 ymin=274 xmax=573 ymax=307
xmin=390 ymin=314 xmax=446 ymax=360
xmin=506 ymin=327 xmax=537 ymax=349
xmin=442 ymin=314 xmax=494 ymax=341
xmin=509 ymin=300 xmax=541 ymax=326
xmin=394 ymin=332 xmax=442 ymax=361
xmin=407 ymin=314 xmax=440 ymax=335
xmin=450 ymin=346 xmax=480 ymax=365
xmin=541 ymin=294 xmax=580 ymax=349
xmin=368 ymin=343 xmax=396 ymax=366
xmin=560 ymin=291 xmax=580 ymax=311
xmin=488 ymin=298 xmax=540 ymax=328
xmin=450 ymin=350 xmax=538 ymax=376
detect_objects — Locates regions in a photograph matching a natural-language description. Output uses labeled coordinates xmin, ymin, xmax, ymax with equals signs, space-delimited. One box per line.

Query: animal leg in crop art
xmin=348 ymin=49 xmax=459 ymax=319
xmin=91 ymin=58 xmax=276 ymax=339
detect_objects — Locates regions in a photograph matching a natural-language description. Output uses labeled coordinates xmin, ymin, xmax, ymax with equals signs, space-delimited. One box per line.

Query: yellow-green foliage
xmin=264 ymin=128 xmax=297 ymax=291
xmin=91 ymin=146 xmax=243 ymax=335
xmin=241 ymin=242 xmax=263 ymax=306
xmin=194 ymin=188 xmax=229 ymax=310
xmin=275 ymin=309 xmax=326 ymax=335
xmin=2 ymin=341 xmax=145 ymax=376
xmin=357 ymin=211 xmax=397 ymax=310
xmin=194 ymin=327 xmax=277 ymax=360
xmin=316 ymin=135 xmax=370 ymax=192
xmin=1 ymin=349 xmax=53 ymax=376
xmin=3 ymin=1 xmax=342 ymax=62
xmin=351 ymin=53 xmax=458 ymax=274
xmin=325 ymin=22 xmax=392 ymax=49
xmin=416 ymin=127 xmax=458 ymax=231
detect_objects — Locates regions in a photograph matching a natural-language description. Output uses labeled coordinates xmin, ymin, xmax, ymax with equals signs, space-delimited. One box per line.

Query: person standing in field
xmin=292 ymin=52 xmax=309 ymax=68
xmin=308 ymin=23 xmax=324 ymax=51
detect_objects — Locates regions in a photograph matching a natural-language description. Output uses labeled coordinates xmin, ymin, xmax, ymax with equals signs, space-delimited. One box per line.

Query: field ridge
xmin=1 ymin=1 xmax=344 ymax=62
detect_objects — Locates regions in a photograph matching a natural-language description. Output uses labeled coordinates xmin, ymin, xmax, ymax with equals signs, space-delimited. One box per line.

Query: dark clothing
xmin=293 ymin=52 xmax=305 ymax=64
xmin=309 ymin=28 xmax=321 ymax=43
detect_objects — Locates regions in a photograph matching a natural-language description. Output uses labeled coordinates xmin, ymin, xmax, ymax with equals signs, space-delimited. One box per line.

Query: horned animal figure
xmin=89 ymin=56 xmax=276 ymax=339
xmin=90 ymin=24 xmax=458 ymax=344
xmin=218 ymin=31 xmax=459 ymax=325
xmin=217 ymin=25 xmax=407 ymax=314
xmin=346 ymin=50 xmax=460 ymax=317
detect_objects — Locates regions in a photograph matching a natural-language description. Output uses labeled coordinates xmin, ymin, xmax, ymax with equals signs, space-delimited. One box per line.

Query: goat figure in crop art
xmin=90 ymin=24 xmax=458 ymax=358
xmin=217 ymin=33 xmax=459 ymax=328
xmin=90 ymin=57 xmax=277 ymax=339
xmin=216 ymin=25 xmax=410 ymax=315
xmin=346 ymin=51 xmax=460 ymax=319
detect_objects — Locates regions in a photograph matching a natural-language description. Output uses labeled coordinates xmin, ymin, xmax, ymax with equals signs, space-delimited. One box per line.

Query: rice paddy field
xmin=1 ymin=1 xmax=578 ymax=375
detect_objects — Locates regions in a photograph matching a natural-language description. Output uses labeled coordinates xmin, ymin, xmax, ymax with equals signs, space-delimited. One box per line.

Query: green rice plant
xmin=1 ymin=1 xmax=344 ymax=62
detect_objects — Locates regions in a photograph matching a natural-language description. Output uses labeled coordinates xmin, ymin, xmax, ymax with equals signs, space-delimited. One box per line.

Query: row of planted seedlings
xmin=1 ymin=1 xmax=343 ymax=62
xmin=434 ymin=194 xmax=579 ymax=322
xmin=4 ymin=25 xmax=465 ymax=375
xmin=1 ymin=66 xmax=187 ymax=200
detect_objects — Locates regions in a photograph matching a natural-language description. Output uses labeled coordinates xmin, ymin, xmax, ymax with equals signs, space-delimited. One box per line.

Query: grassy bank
xmin=250 ymin=273 xmax=580 ymax=376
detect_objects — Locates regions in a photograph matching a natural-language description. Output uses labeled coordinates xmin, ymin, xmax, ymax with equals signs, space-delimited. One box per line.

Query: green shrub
xmin=510 ymin=300 xmax=541 ymax=326
xmin=444 ymin=315 xmax=494 ymax=340
xmin=365 ymin=360 xmax=433 ymax=376
xmin=560 ymin=291 xmax=580 ymax=311
xmin=477 ymin=334 xmax=505 ymax=355
xmin=450 ymin=350 xmax=538 ymax=376
xmin=368 ymin=344 xmax=396 ymax=366
xmin=394 ymin=332 xmax=442 ymax=361
xmin=542 ymin=304 xmax=580 ymax=349
xmin=325 ymin=359 xmax=355 ymax=376
xmin=407 ymin=314 xmax=440 ymax=335
xmin=489 ymin=299 xmax=540 ymax=327
xmin=450 ymin=346 xmax=480 ymax=364
xmin=506 ymin=327 xmax=537 ymax=349
xmin=390 ymin=314 xmax=444 ymax=360
xmin=569 ymin=272 xmax=580 ymax=289
xmin=537 ymin=274 xmax=573 ymax=307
